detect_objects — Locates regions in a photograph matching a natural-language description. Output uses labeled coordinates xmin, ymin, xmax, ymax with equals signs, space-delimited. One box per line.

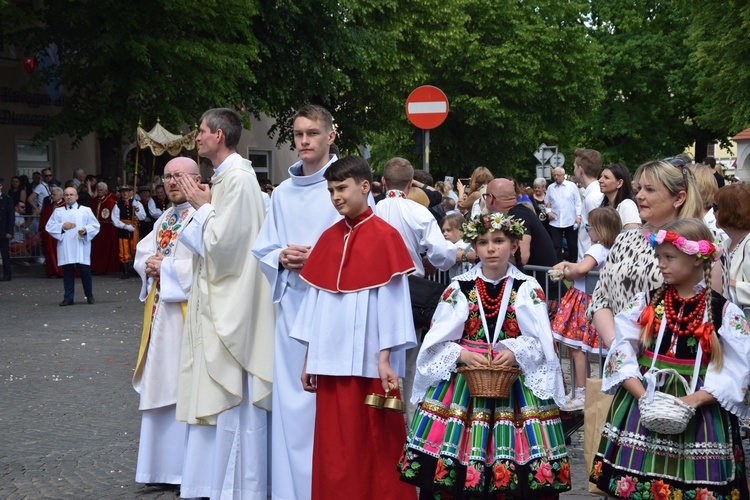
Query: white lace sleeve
xmin=500 ymin=279 xmax=567 ymax=406
xmin=411 ymin=282 xmax=469 ymax=404
xmin=703 ymin=302 xmax=750 ymax=418
xmin=601 ymin=293 xmax=648 ymax=393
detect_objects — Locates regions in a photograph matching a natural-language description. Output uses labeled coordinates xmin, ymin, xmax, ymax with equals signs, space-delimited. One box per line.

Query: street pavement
xmin=0 ymin=263 xmax=601 ymax=499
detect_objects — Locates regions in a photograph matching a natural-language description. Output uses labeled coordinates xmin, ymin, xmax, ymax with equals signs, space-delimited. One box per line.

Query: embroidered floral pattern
xmin=462 ymin=282 xmax=521 ymax=342
xmin=729 ymin=313 xmax=750 ymax=335
xmin=527 ymin=458 xmax=571 ymax=492
xmin=599 ymin=471 xmax=741 ymax=500
xmin=530 ymin=287 xmax=545 ymax=305
xmin=441 ymin=286 xmax=459 ymax=306
xmin=605 ymin=350 xmax=627 ymax=377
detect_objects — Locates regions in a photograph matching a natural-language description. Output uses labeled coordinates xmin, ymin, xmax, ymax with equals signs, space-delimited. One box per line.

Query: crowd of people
xmin=3 ymin=104 xmax=750 ymax=499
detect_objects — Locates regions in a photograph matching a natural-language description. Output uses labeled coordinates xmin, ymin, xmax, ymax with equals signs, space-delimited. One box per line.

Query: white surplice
xmin=178 ymin=153 xmax=273 ymax=500
xmin=45 ymin=203 xmax=100 ymax=264
xmin=132 ymin=202 xmax=195 ymax=485
xmin=251 ymin=156 xmax=340 ymax=500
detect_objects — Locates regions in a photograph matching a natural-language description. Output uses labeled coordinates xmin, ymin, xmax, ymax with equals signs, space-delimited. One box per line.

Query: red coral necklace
xmin=475 ymin=278 xmax=507 ymax=319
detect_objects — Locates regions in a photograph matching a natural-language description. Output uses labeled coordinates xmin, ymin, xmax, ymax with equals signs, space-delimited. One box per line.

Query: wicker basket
xmin=458 ymin=364 xmax=522 ymax=398
xmin=638 ymin=369 xmax=696 ymax=435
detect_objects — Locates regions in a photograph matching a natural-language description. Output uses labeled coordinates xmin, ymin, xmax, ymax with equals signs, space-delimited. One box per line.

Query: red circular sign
xmin=405 ymin=85 xmax=449 ymax=130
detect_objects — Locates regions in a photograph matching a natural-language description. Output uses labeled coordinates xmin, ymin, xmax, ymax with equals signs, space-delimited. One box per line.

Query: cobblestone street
xmin=0 ymin=263 xmax=599 ymax=499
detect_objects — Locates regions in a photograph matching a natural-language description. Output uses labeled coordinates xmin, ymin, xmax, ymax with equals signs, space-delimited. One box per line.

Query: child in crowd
xmin=441 ymin=213 xmax=474 ymax=278
xmin=551 ymin=206 xmax=622 ymax=410
xmin=399 ymin=213 xmax=571 ymax=498
xmin=291 ymin=156 xmax=418 ymax=499
xmin=591 ymin=218 xmax=750 ymax=499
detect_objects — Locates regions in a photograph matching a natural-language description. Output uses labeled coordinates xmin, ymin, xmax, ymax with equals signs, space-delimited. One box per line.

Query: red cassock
xmin=300 ymin=208 xmax=418 ymax=500
xmin=40 ymin=200 xmax=64 ymax=277
xmin=91 ymin=193 xmax=121 ymax=274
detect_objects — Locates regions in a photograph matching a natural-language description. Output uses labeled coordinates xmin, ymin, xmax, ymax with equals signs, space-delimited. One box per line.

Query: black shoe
xmin=0 ymin=275 xmax=10 ymax=281
xmin=87 ymin=297 xmax=95 ymax=304
xmin=59 ymin=300 xmax=74 ymax=306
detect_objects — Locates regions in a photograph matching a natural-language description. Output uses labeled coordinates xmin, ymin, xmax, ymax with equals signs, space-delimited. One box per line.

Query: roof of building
xmin=732 ymin=126 xmax=750 ymax=141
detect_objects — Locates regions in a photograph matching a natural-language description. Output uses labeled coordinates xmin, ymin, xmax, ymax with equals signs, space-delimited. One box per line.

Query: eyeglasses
xmin=663 ymin=158 xmax=689 ymax=190
xmin=482 ymin=193 xmax=496 ymax=201
xmin=584 ymin=223 xmax=592 ymax=231
xmin=162 ymin=172 xmax=197 ymax=183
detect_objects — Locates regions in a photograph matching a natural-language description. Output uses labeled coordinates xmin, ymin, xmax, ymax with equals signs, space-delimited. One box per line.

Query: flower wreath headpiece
xmin=645 ymin=230 xmax=722 ymax=262
xmin=461 ymin=213 xmax=526 ymax=243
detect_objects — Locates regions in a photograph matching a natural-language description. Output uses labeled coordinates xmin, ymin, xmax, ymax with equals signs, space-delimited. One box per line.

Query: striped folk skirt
xmin=590 ymin=357 xmax=749 ymax=499
xmin=398 ymin=372 xmax=571 ymax=498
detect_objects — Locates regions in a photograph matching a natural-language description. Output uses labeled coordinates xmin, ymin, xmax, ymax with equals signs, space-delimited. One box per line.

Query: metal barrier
xmin=425 ymin=263 xmax=603 ymax=387
xmin=10 ymin=214 xmax=43 ymax=259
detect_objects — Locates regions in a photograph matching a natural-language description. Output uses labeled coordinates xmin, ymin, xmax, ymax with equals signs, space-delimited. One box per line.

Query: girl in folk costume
xmin=591 ymin=218 xmax=750 ymax=499
xmin=551 ymin=206 xmax=622 ymax=411
xmin=399 ymin=213 xmax=571 ymax=499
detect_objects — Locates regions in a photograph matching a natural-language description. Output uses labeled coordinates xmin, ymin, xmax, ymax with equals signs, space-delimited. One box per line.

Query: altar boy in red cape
xmin=291 ymin=156 xmax=418 ymax=499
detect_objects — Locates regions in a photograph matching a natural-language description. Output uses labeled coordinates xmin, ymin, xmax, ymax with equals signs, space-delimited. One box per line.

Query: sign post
xmin=533 ymin=144 xmax=563 ymax=179
xmin=406 ymin=85 xmax=449 ymax=172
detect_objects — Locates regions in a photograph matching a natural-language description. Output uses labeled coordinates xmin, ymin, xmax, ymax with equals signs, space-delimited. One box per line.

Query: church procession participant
xmin=112 ymin=185 xmax=146 ymax=279
xmin=292 ymin=155 xmax=418 ymax=499
xmin=251 ymin=104 xmax=342 ymax=500
xmin=136 ymin=184 xmax=158 ymax=238
xmin=45 ymin=187 xmax=100 ymax=306
xmin=132 ymin=157 xmax=199 ymax=488
xmin=176 ymin=108 xmax=273 ymax=499
xmin=91 ymin=182 xmax=121 ymax=274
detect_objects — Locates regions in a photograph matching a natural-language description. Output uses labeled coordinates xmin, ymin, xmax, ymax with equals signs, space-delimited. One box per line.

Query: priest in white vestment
xmin=176 ymin=108 xmax=274 ymax=500
xmin=132 ymin=157 xmax=198 ymax=486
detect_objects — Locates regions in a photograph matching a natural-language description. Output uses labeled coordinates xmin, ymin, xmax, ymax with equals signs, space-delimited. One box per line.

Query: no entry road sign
xmin=405 ymin=85 xmax=449 ymax=130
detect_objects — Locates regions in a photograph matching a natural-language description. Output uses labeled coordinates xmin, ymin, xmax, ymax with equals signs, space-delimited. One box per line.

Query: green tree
xmin=687 ymin=0 xmax=750 ymax=137
xmin=576 ymin=0 xmax=723 ymax=167
xmin=3 ymin=0 xmax=262 ymax=182
xmin=366 ymin=0 xmax=603 ymax=182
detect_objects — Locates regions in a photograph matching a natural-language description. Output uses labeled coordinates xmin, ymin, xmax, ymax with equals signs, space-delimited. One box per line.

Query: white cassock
xmin=132 ymin=201 xmax=196 ymax=485
xmin=178 ymin=152 xmax=274 ymax=500
xmin=251 ymin=156 xmax=341 ymax=500
xmin=45 ymin=203 xmax=100 ymax=264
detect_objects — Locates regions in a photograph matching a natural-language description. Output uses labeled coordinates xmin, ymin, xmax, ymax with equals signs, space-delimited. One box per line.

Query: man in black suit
xmin=0 ymin=178 xmax=14 ymax=281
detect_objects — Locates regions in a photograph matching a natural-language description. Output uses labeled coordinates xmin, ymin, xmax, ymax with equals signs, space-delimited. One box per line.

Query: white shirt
xmin=578 ymin=181 xmax=604 ymax=261
xmin=376 ymin=192 xmax=457 ymax=277
xmin=112 ymin=200 xmax=146 ymax=229
xmin=33 ymin=182 xmax=50 ymax=209
xmin=545 ymin=180 xmax=582 ymax=228
xmin=616 ymin=198 xmax=641 ymax=227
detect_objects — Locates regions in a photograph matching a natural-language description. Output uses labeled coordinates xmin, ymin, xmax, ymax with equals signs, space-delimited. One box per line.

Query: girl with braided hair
xmin=590 ymin=218 xmax=750 ymax=499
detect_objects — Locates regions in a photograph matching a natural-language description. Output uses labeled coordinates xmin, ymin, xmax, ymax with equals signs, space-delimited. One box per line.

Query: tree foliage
xmin=574 ymin=0 xmax=726 ymax=168
xmin=687 ymin=0 xmax=750 ymax=136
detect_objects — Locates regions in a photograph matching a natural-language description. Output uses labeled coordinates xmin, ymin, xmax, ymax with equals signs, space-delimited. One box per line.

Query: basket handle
xmin=644 ymin=367 xmax=692 ymax=403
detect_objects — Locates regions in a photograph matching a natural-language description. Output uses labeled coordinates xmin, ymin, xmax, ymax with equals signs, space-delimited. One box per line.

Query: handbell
xmin=383 ymin=394 xmax=405 ymax=413
xmin=364 ymin=393 xmax=385 ymax=409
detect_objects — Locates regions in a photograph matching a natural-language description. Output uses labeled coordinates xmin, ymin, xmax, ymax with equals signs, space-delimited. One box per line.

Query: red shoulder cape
xmin=301 ymin=207 xmax=415 ymax=293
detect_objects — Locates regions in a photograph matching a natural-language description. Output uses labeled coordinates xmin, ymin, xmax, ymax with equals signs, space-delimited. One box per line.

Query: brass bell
xmin=364 ymin=393 xmax=385 ymax=409
xmin=383 ymin=394 xmax=405 ymax=413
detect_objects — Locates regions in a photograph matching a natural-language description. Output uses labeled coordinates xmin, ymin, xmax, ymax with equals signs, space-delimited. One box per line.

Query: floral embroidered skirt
xmin=550 ymin=287 xmax=604 ymax=354
xmin=398 ymin=371 xmax=571 ymax=499
xmin=590 ymin=358 xmax=749 ymax=499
